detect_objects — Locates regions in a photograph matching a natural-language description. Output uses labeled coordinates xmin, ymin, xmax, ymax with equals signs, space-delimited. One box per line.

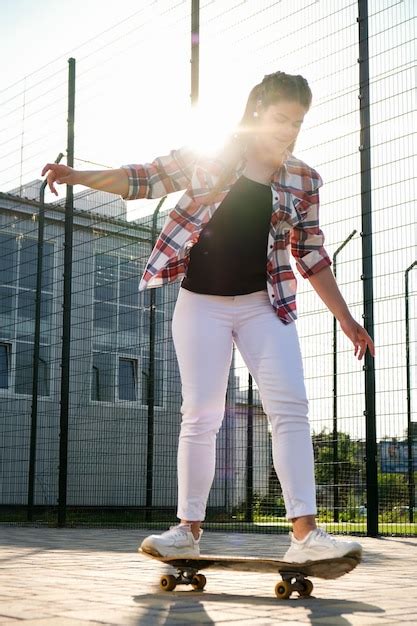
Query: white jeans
xmin=172 ymin=287 xmax=317 ymax=521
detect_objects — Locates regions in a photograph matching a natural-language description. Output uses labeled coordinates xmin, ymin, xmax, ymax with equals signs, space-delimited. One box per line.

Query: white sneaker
xmin=283 ymin=528 xmax=362 ymax=563
xmin=140 ymin=524 xmax=202 ymax=558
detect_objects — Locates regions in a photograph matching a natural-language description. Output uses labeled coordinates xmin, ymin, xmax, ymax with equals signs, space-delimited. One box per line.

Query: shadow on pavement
xmin=133 ymin=591 xmax=385 ymax=625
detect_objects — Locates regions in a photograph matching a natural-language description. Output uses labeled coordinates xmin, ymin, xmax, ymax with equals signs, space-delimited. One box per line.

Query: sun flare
xmin=182 ymin=102 xmax=241 ymax=157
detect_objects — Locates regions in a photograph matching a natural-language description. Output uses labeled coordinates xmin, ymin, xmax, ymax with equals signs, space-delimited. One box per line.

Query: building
xmin=0 ymin=184 xmax=267 ymax=517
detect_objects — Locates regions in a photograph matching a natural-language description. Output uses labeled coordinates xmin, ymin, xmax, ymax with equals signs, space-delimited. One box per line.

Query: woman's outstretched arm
xmin=41 ymin=163 xmax=129 ymax=197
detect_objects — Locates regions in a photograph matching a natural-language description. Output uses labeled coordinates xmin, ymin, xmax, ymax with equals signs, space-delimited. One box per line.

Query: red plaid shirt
xmin=121 ymin=145 xmax=331 ymax=324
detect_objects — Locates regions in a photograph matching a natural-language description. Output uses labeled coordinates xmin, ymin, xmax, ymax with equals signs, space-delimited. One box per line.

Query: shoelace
xmin=163 ymin=524 xmax=189 ymax=537
xmin=314 ymin=528 xmax=339 ymax=544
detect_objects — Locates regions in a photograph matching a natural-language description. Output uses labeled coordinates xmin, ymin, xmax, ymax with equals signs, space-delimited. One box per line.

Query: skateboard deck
xmin=139 ymin=549 xmax=362 ymax=599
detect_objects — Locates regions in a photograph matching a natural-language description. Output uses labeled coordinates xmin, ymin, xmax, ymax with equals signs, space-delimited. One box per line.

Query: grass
xmin=0 ymin=507 xmax=416 ymax=535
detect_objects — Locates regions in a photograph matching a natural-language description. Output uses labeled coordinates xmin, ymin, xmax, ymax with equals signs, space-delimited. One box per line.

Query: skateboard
xmin=139 ymin=549 xmax=361 ymax=599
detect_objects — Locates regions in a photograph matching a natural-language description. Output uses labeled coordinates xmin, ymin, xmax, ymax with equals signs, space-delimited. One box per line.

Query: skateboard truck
xmin=159 ymin=564 xmax=313 ymax=599
xmin=160 ymin=566 xmax=207 ymax=592
xmin=277 ymin=571 xmax=314 ymax=599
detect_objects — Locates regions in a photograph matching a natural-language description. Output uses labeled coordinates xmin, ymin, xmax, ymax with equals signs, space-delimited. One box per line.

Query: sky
xmin=1 ymin=1 xmax=142 ymax=83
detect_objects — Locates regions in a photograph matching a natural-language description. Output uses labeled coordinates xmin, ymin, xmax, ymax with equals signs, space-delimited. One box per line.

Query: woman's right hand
xmin=41 ymin=163 xmax=79 ymax=196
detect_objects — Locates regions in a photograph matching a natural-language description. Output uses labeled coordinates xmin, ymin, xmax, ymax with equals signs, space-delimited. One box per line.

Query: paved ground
xmin=0 ymin=527 xmax=416 ymax=625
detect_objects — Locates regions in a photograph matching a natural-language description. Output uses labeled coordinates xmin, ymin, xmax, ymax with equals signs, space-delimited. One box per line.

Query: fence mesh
xmin=0 ymin=0 xmax=415 ymax=535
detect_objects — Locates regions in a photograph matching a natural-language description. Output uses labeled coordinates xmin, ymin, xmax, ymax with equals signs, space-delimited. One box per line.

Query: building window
xmin=14 ymin=343 xmax=50 ymax=396
xmin=0 ymin=287 xmax=15 ymax=340
xmin=0 ymin=233 xmax=53 ymax=396
xmin=91 ymin=352 xmax=115 ymax=402
xmin=0 ymin=343 xmax=11 ymax=389
xmin=118 ymin=357 xmax=137 ymax=401
xmin=0 ymin=233 xmax=17 ymax=286
xmin=141 ymin=354 xmax=164 ymax=407
xmin=91 ymin=251 xmax=165 ymax=405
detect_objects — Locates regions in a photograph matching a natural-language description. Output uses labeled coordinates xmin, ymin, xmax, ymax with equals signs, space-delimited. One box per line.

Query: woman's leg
xmin=172 ymin=288 xmax=234 ymax=528
xmin=231 ymin=291 xmax=362 ymax=561
xmin=232 ymin=291 xmax=317 ymax=533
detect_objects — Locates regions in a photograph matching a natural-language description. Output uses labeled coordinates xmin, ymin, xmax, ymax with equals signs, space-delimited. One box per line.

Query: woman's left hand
xmin=339 ymin=315 xmax=375 ymax=360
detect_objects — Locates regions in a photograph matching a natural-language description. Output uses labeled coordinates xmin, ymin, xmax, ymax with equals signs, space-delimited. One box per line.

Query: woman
xmin=42 ymin=71 xmax=374 ymax=563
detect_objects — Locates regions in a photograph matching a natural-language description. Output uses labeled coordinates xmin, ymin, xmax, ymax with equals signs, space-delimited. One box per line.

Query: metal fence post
xmin=28 ymin=153 xmax=63 ymax=522
xmin=145 ymin=199 xmax=166 ymax=523
xmin=405 ymin=261 xmax=417 ymax=523
xmin=358 ymin=0 xmax=378 ymax=537
xmin=58 ymin=58 xmax=76 ymax=527
xmin=191 ymin=0 xmax=200 ymax=106
xmin=246 ymin=373 xmax=253 ymax=523
xmin=332 ymin=230 xmax=356 ymax=523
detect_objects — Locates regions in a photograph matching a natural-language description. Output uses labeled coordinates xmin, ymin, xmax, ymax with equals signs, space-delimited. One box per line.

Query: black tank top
xmin=181 ymin=175 xmax=272 ymax=296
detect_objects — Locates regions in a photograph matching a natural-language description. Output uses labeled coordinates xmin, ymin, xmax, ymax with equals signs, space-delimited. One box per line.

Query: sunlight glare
xmin=182 ymin=102 xmax=239 ymax=157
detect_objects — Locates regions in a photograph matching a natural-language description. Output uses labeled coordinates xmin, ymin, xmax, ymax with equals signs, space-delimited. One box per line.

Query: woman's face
xmin=252 ymin=99 xmax=308 ymax=164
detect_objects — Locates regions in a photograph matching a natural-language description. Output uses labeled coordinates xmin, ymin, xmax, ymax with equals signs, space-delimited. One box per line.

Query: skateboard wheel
xmin=275 ymin=580 xmax=292 ymax=600
xmin=160 ymin=574 xmax=177 ymax=591
xmin=299 ymin=579 xmax=314 ymax=597
xmin=192 ymin=573 xmax=207 ymax=590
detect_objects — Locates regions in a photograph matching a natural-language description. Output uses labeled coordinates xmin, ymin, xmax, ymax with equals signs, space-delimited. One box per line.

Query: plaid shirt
xmin=121 ymin=145 xmax=331 ymax=324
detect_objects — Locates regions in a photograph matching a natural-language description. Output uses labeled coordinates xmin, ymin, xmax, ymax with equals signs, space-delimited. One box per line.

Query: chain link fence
xmin=0 ymin=0 xmax=415 ymax=535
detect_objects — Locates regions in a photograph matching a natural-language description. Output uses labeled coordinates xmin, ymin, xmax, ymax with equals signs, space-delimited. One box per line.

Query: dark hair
xmin=238 ymin=71 xmax=312 ymax=141
xmin=202 ymin=71 xmax=312 ymax=203
xmin=244 ymin=72 xmax=312 ymax=113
